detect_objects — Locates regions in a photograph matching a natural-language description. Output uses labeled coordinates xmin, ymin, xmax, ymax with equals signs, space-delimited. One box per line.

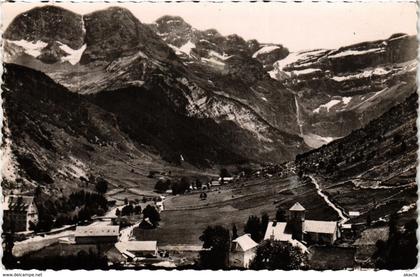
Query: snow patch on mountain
xmin=65 ymin=156 xmax=88 ymax=179
xmin=201 ymin=57 xmax=225 ymax=67
xmin=209 ymin=50 xmax=231 ymax=60
xmin=293 ymin=68 xmax=322 ymax=76
xmin=332 ymin=67 xmax=391 ymax=82
xmin=313 ymin=99 xmax=341 ymax=113
xmin=303 ymin=133 xmax=336 ymax=149
xmin=342 ymin=97 xmax=352 ymax=105
xmin=252 ymin=45 xmax=280 ymax=58
xmin=328 ymin=47 xmax=385 ymax=59
xmin=270 ymin=49 xmax=327 ymax=78
xmin=58 ymin=42 xmax=87 ymax=65
xmin=179 ymin=40 xmax=196 ymax=56
xmin=8 ymin=39 xmax=47 ymax=57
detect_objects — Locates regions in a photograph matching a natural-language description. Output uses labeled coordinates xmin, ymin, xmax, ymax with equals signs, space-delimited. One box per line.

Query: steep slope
xmin=295 ymin=92 xmax=418 ymax=224
xmin=1 ymin=63 xmax=185 ymax=195
xmin=3 ymin=6 xmax=85 ymax=64
xmin=3 ymin=6 xmax=307 ymax=165
xmin=266 ymin=34 xmax=417 ymax=147
xmin=3 ymin=5 xmax=416 ymax=168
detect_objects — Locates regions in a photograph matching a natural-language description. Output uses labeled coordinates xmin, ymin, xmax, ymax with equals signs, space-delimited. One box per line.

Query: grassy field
xmin=134 ymin=175 xmax=339 ymax=246
xmin=308 ymin=246 xmax=356 ymax=270
xmin=316 ymin=176 xmax=417 ymax=224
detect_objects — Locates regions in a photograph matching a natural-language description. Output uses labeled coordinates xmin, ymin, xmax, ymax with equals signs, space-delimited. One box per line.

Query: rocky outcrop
xmin=3 ymin=6 xmax=84 ymax=49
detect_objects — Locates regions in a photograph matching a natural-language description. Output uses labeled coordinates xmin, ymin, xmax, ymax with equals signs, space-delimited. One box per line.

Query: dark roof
xmin=289 ymin=202 xmax=306 ymax=211
xmin=3 ymin=195 xmax=34 ymax=212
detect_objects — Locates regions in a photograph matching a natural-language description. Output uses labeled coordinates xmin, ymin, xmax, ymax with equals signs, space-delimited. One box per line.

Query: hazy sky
xmin=1 ymin=2 xmax=417 ymax=51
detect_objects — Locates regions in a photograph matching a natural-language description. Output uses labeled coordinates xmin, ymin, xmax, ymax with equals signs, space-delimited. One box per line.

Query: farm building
xmin=219 ymin=177 xmax=234 ymax=183
xmin=230 ymin=234 xmax=258 ymax=268
xmin=75 ymin=225 xmax=120 ymax=244
xmin=264 ymin=202 xmax=339 ymax=246
xmin=115 ymin=241 xmax=158 ymax=258
xmin=349 ymin=211 xmax=360 ymax=218
xmin=3 ymin=195 xmax=38 ymax=232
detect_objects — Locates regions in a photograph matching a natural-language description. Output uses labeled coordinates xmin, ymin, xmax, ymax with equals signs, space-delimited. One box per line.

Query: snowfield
xmin=313 ymin=99 xmax=341 ymax=113
xmin=332 ymin=67 xmax=391 ymax=82
xmin=8 ymin=39 xmax=48 ymax=57
xmin=252 ymin=45 xmax=280 ymax=58
xmin=58 ymin=42 xmax=87 ymax=65
xmin=328 ymin=47 xmax=385 ymax=59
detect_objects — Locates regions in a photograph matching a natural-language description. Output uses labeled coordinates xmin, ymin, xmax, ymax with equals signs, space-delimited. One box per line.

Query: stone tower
xmin=288 ymin=202 xmax=306 ymax=241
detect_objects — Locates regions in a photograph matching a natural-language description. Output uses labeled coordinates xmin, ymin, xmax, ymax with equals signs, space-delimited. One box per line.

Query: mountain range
xmin=1 ymin=5 xmax=417 ymax=195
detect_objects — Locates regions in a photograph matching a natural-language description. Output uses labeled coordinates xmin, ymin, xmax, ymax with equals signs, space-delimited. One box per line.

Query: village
xmin=2 ymin=164 xmax=407 ymax=270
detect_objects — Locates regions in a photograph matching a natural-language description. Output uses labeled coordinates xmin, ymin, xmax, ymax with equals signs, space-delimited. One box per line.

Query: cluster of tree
xmin=32 ymin=190 xmax=108 ymax=232
xmin=116 ymin=204 xmax=142 ymax=217
xmin=199 ymin=225 xmax=231 ymax=269
xmin=250 ymin=240 xmax=306 ymax=270
xmin=95 ymin=177 xmax=109 ymax=194
xmin=219 ymin=168 xmax=231 ymax=182
xmin=154 ymin=179 xmax=172 ymax=193
xmin=373 ymin=215 xmax=418 ymax=269
xmin=154 ymin=177 xmax=192 ymax=195
xmin=244 ymin=213 xmax=270 ymax=242
xmin=171 ymin=177 xmax=190 ymax=195
xmin=138 ymin=205 xmax=160 ymax=229
xmin=276 ymin=208 xmax=287 ymax=222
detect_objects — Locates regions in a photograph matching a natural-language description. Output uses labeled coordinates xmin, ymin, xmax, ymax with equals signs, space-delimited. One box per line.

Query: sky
xmin=1 ymin=1 xmax=417 ymax=51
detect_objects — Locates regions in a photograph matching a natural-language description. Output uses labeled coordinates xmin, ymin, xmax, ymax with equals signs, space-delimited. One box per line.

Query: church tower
xmin=288 ymin=202 xmax=306 ymax=241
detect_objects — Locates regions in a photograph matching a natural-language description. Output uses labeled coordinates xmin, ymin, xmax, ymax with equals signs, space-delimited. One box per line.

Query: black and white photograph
xmin=0 ymin=1 xmax=418 ymax=271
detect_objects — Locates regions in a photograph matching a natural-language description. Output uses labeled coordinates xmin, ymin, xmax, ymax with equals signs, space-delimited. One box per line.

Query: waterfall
xmin=294 ymin=95 xmax=304 ymax=137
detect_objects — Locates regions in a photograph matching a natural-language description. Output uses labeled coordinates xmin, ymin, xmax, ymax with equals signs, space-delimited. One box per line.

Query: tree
xmin=154 ymin=179 xmax=171 ymax=192
xmin=244 ymin=215 xmax=263 ymax=242
xmin=121 ymin=204 xmax=134 ymax=216
xmin=95 ymin=178 xmax=109 ymax=194
xmin=232 ymin=224 xmax=238 ymax=240
xmin=115 ymin=208 xmax=121 ymax=217
xmin=171 ymin=178 xmax=190 ymax=195
xmin=199 ymin=225 xmax=230 ymax=269
xmin=261 ymin=212 xmax=269 ymax=235
xmin=276 ymin=208 xmax=287 ymax=222
xmin=219 ymin=168 xmax=231 ymax=178
xmin=142 ymin=205 xmax=160 ymax=226
xmin=134 ymin=205 xmax=142 ymax=215
xmin=373 ymin=219 xmax=418 ymax=269
xmin=250 ymin=240 xmax=306 ymax=270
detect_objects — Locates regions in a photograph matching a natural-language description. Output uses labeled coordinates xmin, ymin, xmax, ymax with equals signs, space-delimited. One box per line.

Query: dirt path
xmin=308 ymin=175 xmax=349 ymax=224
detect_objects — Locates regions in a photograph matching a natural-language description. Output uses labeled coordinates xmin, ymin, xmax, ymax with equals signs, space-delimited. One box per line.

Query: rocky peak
xmin=80 ymin=7 xmax=173 ymax=64
xmin=4 ymin=5 xmax=84 ymax=50
xmin=155 ymin=15 xmax=192 ymax=34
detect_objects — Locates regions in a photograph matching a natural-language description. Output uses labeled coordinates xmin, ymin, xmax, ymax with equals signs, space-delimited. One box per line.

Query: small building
xmin=230 ymin=234 xmax=258 ymax=268
xmin=75 ymin=225 xmax=120 ymax=244
xmin=349 ymin=211 xmax=360 ymax=218
xmin=3 ymin=195 xmax=38 ymax=232
xmin=115 ymin=241 xmax=158 ymax=258
xmin=264 ymin=202 xmax=339 ymax=247
xmin=219 ymin=177 xmax=234 ymax=184
xmin=211 ymin=180 xmax=221 ymax=187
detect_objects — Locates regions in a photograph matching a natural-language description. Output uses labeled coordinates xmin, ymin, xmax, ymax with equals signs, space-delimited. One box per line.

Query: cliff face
xmin=2 ymin=5 xmax=416 ymax=175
